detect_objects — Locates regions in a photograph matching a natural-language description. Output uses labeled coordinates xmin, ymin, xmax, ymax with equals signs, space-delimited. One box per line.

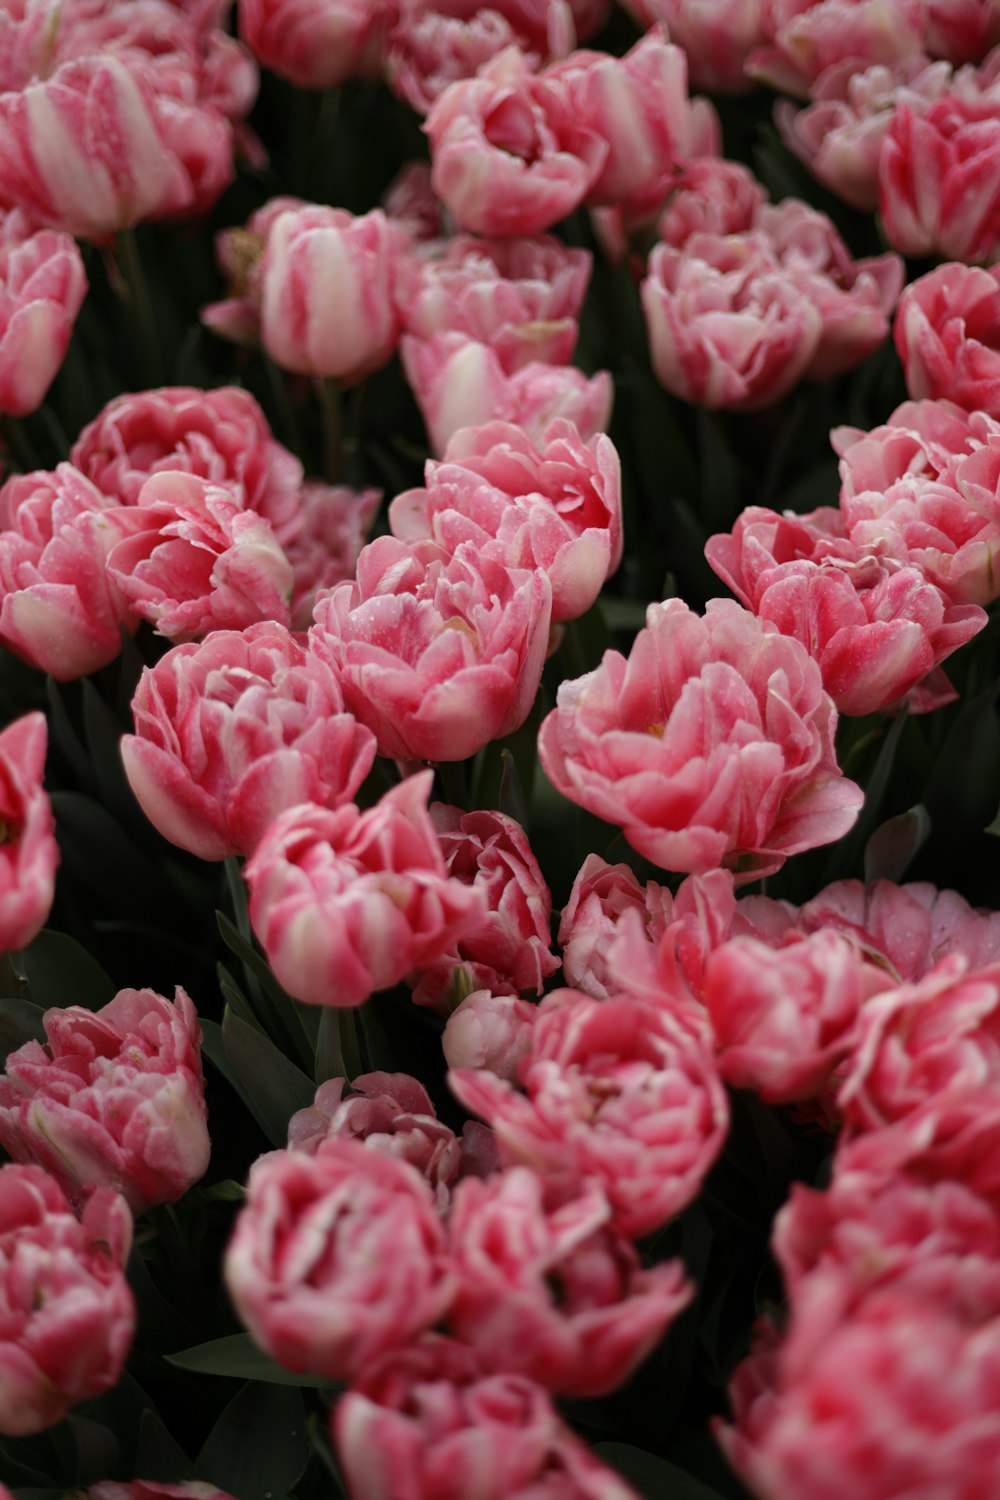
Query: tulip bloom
xmin=0 ymin=713 xmax=58 ymax=954
xmin=0 ymin=211 xmax=86 ymax=418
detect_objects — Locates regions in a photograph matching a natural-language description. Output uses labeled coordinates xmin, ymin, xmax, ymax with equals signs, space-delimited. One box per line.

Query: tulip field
xmin=4 ymin=2 xmax=1000 ymax=1498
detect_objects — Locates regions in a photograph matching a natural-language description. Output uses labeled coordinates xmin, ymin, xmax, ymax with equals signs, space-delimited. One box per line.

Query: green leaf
xmin=169 ymin=1333 xmax=332 ymax=1388
xmin=196 ymin=1381 xmax=311 ymax=1500
xmin=134 ymin=1408 xmax=193 ymax=1483
xmin=864 ymin=805 xmax=931 ymax=883
xmin=221 ymin=1005 xmax=316 ymax=1145
xmin=66 ymin=1414 xmax=118 ymax=1485
xmin=0 ymin=994 xmax=47 ymax=1060
xmin=216 ymin=910 xmax=314 ymax=1069
xmin=20 ymin=930 xmax=116 ymax=1011
xmin=596 ymin=1443 xmax=726 ymax=1500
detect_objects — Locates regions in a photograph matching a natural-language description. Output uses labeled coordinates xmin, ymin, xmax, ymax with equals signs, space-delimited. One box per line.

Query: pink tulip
xmin=748 ymin=0 xmax=926 ymax=96
xmin=834 ymin=399 xmax=1000 ymax=499
xmin=538 ymin=597 xmax=863 ymax=882
xmin=705 ymin=503 xmax=985 ymax=715
xmin=409 ymin=804 xmax=558 ymax=1009
xmin=0 ymin=713 xmax=58 ymax=954
xmin=550 ymin=29 xmax=696 ymax=206
xmin=261 ymin=205 xmax=408 ymax=383
xmin=922 ymin=0 xmax=1000 ymax=62
xmin=287 ymin=1073 xmax=463 ymax=1209
xmin=796 ymin=877 xmax=1000 ymax=981
xmin=0 ymin=463 xmax=135 ymax=681
xmin=122 ymin=622 xmax=376 ymax=861
xmin=201 ymin=194 xmax=308 ymax=346
xmin=225 ymin=1139 xmax=454 ymax=1381
xmin=311 ymin=536 xmax=552 ymax=763
xmin=657 ymin=158 xmax=768 ymax=248
xmin=442 ymin=991 xmax=538 ymax=1081
xmin=238 ymin=0 xmax=396 ymax=88
xmin=451 ymin=988 xmax=728 ymax=1238
xmin=776 ymin=58 xmax=953 ymax=213
xmin=879 ymin=97 xmax=1000 ymax=263
xmin=402 ymin=331 xmax=612 ymax=455
xmin=0 ymin=1165 xmax=134 ymax=1436
xmin=334 ymin=1337 xmax=642 ymax=1500
xmin=382 ymin=159 xmax=447 ymax=243
xmin=244 ymin=772 xmax=488 ymax=1007
xmin=641 ymin=232 xmax=823 ymax=412
xmin=71 ymin=386 xmax=304 ymax=547
xmin=625 ymin=0 xmax=766 ymax=93
xmin=283 ymin=481 xmax=380 ymax=630
xmin=447 ymin=1169 xmax=692 ymax=1395
xmin=397 ymin=234 xmax=591 ymax=374
xmin=0 ymin=986 xmax=210 ymax=1214
xmin=425 ymin=47 xmax=608 ymax=237
xmin=107 ymin=471 xmax=293 ymax=640
xmin=387 ymin=8 xmax=542 ymax=115
xmin=704 ymin=931 xmax=893 ymax=1103
xmin=895 ymin=262 xmax=1000 ymax=414
xmin=391 ymin=419 xmax=621 ymax=623
xmin=0 ymin=211 xmax=86 ymax=417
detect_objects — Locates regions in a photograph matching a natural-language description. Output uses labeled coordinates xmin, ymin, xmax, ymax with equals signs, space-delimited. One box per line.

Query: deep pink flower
xmin=442 ymin=991 xmax=538 ymax=1081
xmin=0 ymin=210 xmax=86 ymax=418
xmin=705 ymin=503 xmax=985 ymax=715
xmin=396 ymin=234 xmax=591 ymax=374
xmin=244 ymin=772 xmax=488 ymax=1008
xmin=70 ymin=385 xmax=304 ymax=546
xmin=0 ymin=464 xmax=135 ymax=681
xmin=390 ymin=419 xmax=621 ymax=623
xmin=538 ymin=597 xmax=863 ymax=882
xmin=704 ymin=930 xmax=893 ymax=1103
xmin=834 ymin=398 xmax=1000 ymax=500
xmin=447 ymin=1169 xmax=691 ymax=1396
xmin=287 ymin=1072 xmax=463 ymax=1209
xmin=0 ymin=713 xmax=58 ymax=955
xmin=225 ymin=1139 xmax=454 ymax=1381
xmin=0 ymin=986 xmax=210 ymax=1214
xmin=424 ymin=47 xmax=608 ymax=237
xmin=107 ymin=471 xmax=293 ymax=640
xmin=0 ymin=1165 xmax=134 ymax=1436
xmin=879 ymin=96 xmax=1000 ymax=263
xmin=261 ymin=205 xmax=408 ymax=383
xmin=895 ymin=261 xmax=1000 ymax=414
xmin=450 ymin=987 xmax=728 ymax=1238
xmin=641 ymin=232 xmax=823 ymax=412
xmin=558 ymin=854 xmax=699 ymax=1001
xmin=409 ymin=804 xmax=558 ymax=1009
xmin=401 ymin=331 xmax=613 ymax=455
xmin=334 ymin=1337 xmax=641 ymax=1500
xmin=237 ymin=0 xmax=396 ymax=88
xmin=122 ymin=622 xmax=376 ymax=861
xmin=311 ymin=536 xmax=552 ymax=763
xmin=283 ymin=481 xmax=380 ymax=630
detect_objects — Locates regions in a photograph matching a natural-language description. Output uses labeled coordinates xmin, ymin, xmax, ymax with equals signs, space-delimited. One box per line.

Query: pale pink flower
xmin=287 ymin=1072 xmax=463 ymax=1209
xmin=397 ymin=234 xmax=591 ymax=374
xmin=225 ymin=1139 xmax=454 ymax=1381
xmin=748 ymin=0 xmax=926 ymax=96
xmin=657 ymin=158 xmax=768 ymax=248
xmin=401 ymin=331 xmax=613 ymax=454
xmin=0 ymin=713 xmax=58 ymax=955
xmin=311 ymin=536 xmax=552 ymax=763
xmin=71 ymin=385 xmax=303 ymax=545
xmin=284 ymin=481 xmax=380 ymax=630
xmin=387 ymin=7 xmax=541 ymax=115
xmin=558 ymin=854 xmax=678 ymax=1000
xmin=0 ymin=986 xmax=210 ymax=1214
xmin=705 ymin=503 xmax=985 ymax=715
xmin=201 ymin=194 xmax=307 ymax=346
xmin=442 ymin=991 xmax=537 ymax=1081
xmin=383 ymin=159 xmax=447 ymax=242
xmin=425 ymin=47 xmax=608 ymax=237
xmin=237 ymin=0 xmax=396 ymax=88
xmin=390 ymin=419 xmax=621 ymax=623
xmin=0 ymin=211 xmax=86 ymax=418
xmin=122 ymin=622 xmax=376 ymax=861
xmin=446 ymin=1169 xmax=692 ymax=1395
xmin=538 ymin=597 xmax=863 ymax=882
xmin=641 ymin=232 xmax=823 ymax=412
xmin=107 ymin=471 xmax=293 ymax=640
xmin=450 ymin=987 xmax=728 ymax=1238
xmin=334 ymin=1337 xmax=642 ymax=1500
xmin=410 ymin=805 xmax=558 ymax=1009
xmin=704 ymin=930 xmax=893 ymax=1102
xmin=879 ymin=96 xmax=1000 ymax=262
xmin=834 ymin=398 xmax=1000 ymax=498
xmin=261 ymin=205 xmax=408 ymax=383
xmin=0 ymin=464 xmax=135 ymax=681
xmin=0 ymin=1165 xmax=134 ymax=1436
xmin=624 ymin=0 xmax=766 ymax=93
xmin=244 ymin=772 xmax=488 ymax=1008
xmin=895 ymin=261 xmax=1000 ymax=414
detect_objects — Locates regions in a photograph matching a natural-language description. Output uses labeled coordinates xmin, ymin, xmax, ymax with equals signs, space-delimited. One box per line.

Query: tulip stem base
xmin=319 ymin=378 xmax=343 ymax=484
xmin=117 ymin=228 xmax=162 ymax=386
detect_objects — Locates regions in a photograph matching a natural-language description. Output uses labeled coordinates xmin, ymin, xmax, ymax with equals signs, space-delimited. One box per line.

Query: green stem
xmin=116 ymin=228 xmax=162 ymax=385
xmin=319 ymin=377 xmax=343 ymax=483
xmin=0 ymin=414 xmax=39 ymax=473
xmin=225 ymin=856 xmax=252 ymax=943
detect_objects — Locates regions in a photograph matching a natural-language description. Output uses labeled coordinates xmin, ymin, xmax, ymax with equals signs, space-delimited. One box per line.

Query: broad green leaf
xmin=196 ymin=1381 xmax=311 ymax=1500
xmin=170 ymin=1334 xmax=332 ymax=1388
xmin=864 ymin=806 xmax=931 ymax=883
xmin=20 ymin=930 xmax=116 ymax=1011
xmin=216 ymin=910 xmax=314 ymax=1069
xmin=134 ymin=1408 xmax=193 ymax=1483
xmin=0 ymin=994 xmax=47 ymax=1061
xmin=222 ymin=1005 xmax=315 ymax=1145
xmin=596 ymin=1443 xmax=726 ymax=1500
